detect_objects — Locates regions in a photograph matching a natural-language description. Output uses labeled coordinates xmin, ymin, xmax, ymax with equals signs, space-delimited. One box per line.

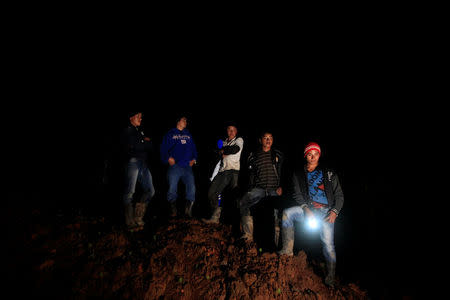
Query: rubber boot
xmin=277 ymin=226 xmax=294 ymax=256
xmin=169 ymin=202 xmax=177 ymax=217
xmin=203 ymin=207 xmax=222 ymax=224
xmin=241 ymin=215 xmax=254 ymax=241
xmin=184 ymin=201 xmax=194 ymax=218
xmin=134 ymin=202 xmax=148 ymax=228
xmin=124 ymin=203 xmax=138 ymax=230
xmin=325 ymin=261 xmax=336 ymax=287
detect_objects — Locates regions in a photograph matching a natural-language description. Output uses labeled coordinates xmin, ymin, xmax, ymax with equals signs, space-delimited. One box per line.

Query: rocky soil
xmin=22 ymin=212 xmax=368 ymax=299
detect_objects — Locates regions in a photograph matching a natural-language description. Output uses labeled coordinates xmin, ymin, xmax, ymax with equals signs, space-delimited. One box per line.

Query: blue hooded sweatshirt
xmin=160 ymin=128 xmax=198 ymax=167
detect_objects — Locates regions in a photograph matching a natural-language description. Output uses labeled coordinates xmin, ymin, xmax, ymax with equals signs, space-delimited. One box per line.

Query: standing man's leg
xmin=278 ymin=206 xmax=305 ymax=255
xmin=135 ymin=164 xmax=155 ymax=227
xmin=318 ymin=208 xmax=337 ymax=287
xmin=167 ymin=165 xmax=182 ymax=217
xmin=274 ymin=208 xmax=281 ymax=248
xmin=181 ymin=166 xmax=196 ymax=217
xmin=229 ymin=170 xmax=240 ymax=206
xmin=204 ymin=171 xmax=231 ymax=223
xmin=266 ymin=190 xmax=282 ymax=248
xmin=123 ymin=159 xmax=139 ymax=229
xmin=239 ymin=188 xmax=265 ymax=241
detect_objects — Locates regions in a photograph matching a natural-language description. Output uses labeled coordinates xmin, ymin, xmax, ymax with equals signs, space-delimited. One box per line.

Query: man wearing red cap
xmin=278 ymin=142 xmax=344 ymax=288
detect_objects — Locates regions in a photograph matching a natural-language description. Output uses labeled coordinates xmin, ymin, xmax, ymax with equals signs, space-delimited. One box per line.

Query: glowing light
xmin=307 ymin=217 xmax=319 ymax=229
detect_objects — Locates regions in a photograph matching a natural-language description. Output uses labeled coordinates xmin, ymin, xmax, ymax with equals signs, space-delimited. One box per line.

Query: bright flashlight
xmin=307 ymin=217 xmax=319 ymax=230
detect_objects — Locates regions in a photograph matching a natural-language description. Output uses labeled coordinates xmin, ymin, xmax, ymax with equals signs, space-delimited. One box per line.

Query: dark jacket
xmin=291 ymin=165 xmax=344 ymax=215
xmin=247 ymin=148 xmax=284 ymax=189
xmin=120 ymin=125 xmax=152 ymax=162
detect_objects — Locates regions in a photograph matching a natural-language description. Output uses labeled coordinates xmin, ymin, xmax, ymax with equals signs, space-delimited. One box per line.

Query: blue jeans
xmin=123 ymin=158 xmax=155 ymax=205
xmin=167 ymin=164 xmax=196 ymax=203
xmin=239 ymin=187 xmax=279 ymax=216
xmin=282 ymin=206 xmax=336 ymax=263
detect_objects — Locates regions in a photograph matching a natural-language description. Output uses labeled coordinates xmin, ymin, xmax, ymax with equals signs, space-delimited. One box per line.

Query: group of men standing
xmin=120 ymin=111 xmax=344 ymax=287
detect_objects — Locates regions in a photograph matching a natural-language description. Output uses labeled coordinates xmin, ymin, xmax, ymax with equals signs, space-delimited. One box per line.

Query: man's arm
xmin=291 ymin=171 xmax=308 ymax=209
xmin=330 ymin=172 xmax=344 ymax=216
xmin=222 ymin=137 xmax=243 ymax=155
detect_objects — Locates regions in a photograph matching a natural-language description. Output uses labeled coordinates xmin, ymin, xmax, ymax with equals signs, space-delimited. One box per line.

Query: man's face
xmin=306 ymin=149 xmax=320 ymax=164
xmin=130 ymin=113 xmax=142 ymax=127
xmin=177 ymin=117 xmax=187 ymax=129
xmin=260 ymin=133 xmax=273 ymax=149
xmin=227 ymin=126 xmax=237 ymax=139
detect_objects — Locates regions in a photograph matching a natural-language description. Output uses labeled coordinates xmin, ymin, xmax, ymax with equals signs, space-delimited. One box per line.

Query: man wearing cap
xmin=160 ymin=116 xmax=198 ymax=218
xmin=120 ymin=112 xmax=155 ymax=231
xmin=278 ymin=142 xmax=344 ymax=288
xmin=203 ymin=122 xmax=244 ymax=224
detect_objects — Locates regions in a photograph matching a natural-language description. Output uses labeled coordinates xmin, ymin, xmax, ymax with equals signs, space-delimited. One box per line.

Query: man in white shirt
xmin=203 ymin=123 xmax=244 ymax=224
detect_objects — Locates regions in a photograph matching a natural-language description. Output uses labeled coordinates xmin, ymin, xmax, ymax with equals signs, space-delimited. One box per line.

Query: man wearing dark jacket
xmin=120 ymin=112 xmax=155 ymax=231
xmin=239 ymin=132 xmax=284 ymax=245
xmin=278 ymin=142 xmax=344 ymax=288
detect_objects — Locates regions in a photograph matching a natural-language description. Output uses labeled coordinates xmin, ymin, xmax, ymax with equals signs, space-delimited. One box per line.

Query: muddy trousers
xmin=281 ymin=206 xmax=337 ymax=263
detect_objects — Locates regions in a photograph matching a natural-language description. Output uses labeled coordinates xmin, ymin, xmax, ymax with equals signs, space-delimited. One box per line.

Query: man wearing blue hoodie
xmin=160 ymin=116 xmax=198 ymax=217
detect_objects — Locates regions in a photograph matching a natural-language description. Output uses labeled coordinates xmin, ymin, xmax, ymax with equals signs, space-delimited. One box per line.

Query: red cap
xmin=304 ymin=142 xmax=321 ymax=157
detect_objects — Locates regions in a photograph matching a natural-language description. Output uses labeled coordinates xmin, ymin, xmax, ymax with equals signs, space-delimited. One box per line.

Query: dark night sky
xmin=5 ymin=20 xmax=437 ymax=297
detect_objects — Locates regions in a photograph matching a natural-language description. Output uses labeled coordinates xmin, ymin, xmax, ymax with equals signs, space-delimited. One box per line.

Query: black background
xmin=5 ymin=13 xmax=437 ymax=298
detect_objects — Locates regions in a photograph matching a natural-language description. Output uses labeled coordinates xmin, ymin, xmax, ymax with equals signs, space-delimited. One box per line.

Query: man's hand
xmin=189 ymin=159 xmax=196 ymax=167
xmin=303 ymin=206 xmax=314 ymax=218
xmin=168 ymin=157 xmax=176 ymax=166
xmin=276 ymin=187 xmax=283 ymax=196
xmin=324 ymin=211 xmax=337 ymax=223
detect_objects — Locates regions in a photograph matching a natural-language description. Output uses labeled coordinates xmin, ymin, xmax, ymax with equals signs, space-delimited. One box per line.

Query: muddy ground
xmin=16 ymin=209 xmax=369 ymax=300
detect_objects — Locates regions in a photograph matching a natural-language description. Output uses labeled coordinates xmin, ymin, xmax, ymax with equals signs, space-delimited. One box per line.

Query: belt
xmin=312 ymin=201 xmax=328 ymax=209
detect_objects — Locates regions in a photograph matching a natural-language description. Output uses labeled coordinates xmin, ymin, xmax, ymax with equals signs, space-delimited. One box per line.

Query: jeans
xmin=282 ymin=206 xmax=336 ymax=263
xmin=239 ymin=187 xmax=279 ymax=216
xmin=167 ymin=164 xmax=196 ymax=203
xmin=123 ymin=158 xmax=155 ymax=205
xmin=208 ymin=170 xmax=239 ymax=209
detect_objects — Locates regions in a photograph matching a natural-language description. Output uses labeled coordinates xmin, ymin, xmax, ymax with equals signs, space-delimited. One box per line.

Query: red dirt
xmin=28 ymin=215 xmax=368 ymax=299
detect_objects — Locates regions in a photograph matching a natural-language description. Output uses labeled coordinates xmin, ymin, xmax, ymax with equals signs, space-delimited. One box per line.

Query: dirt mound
xmin=28 ymin=216 xmax=368 ymax=299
